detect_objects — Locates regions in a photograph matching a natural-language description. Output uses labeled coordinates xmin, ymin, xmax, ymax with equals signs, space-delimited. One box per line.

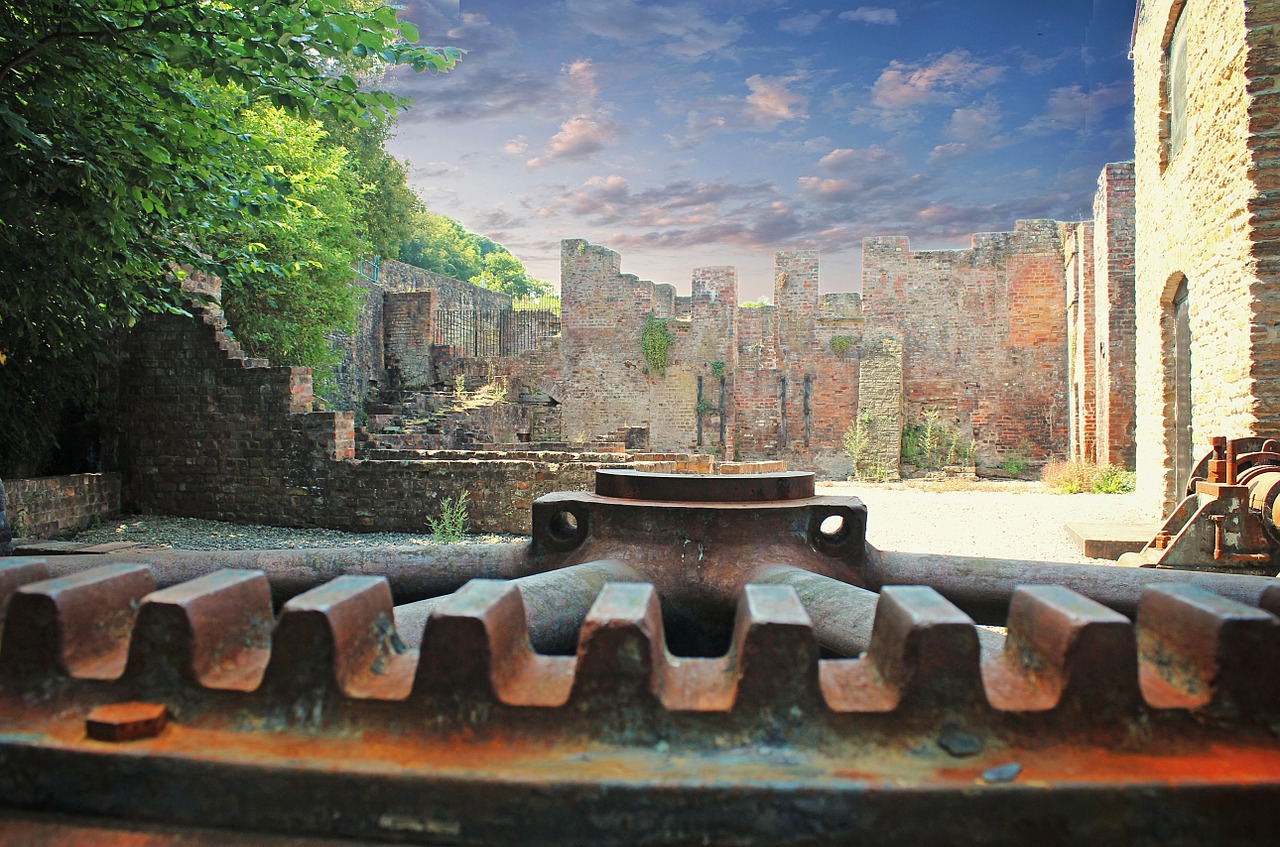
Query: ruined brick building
xmin=340 ymin=161 xmax=1137 ymax=481
xmin=108 ymin=0 xmax=1280 ymax=534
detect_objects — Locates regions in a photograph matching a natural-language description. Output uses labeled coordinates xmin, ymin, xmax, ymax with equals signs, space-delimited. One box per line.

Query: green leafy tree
xmin=399 ymin=212 xmax=550 ymax=299
xmin=218 ymin=104 xmax=365 ymax=371
xmin=321 ymin=113 xmax=422 ymax=259
xmin=398 ymin=212 xmax=485 ymax=281
xmin=0 ymin=0 xmax=458 ymax=474
xmin=470 ymin=251 xmax=552 ymax=300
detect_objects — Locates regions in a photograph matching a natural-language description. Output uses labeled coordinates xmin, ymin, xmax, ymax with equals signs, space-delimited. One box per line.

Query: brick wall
xmin=861 ymin=222 xmax=1069 ymax=465
xmin=1094 ymin=162 xmax=1137 ymax=468
xmin=383 ymin=291 xmax=435 ymax=390
xmin=2 ymin=473 xmax=120 ymax=539
xmin=1133 ymin=0 xmax=1260 ymax=516
xmin=104 ymin=295 xmax=648 ymax=535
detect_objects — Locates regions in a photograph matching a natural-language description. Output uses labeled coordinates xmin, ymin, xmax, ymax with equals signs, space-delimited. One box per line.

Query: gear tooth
xmin=983 ymin=586 xmax=1137 ymax=714
xmin=126 ymin=570 xmax=273 ymax=692
xmin=0 ymin=558 xmax=51 ymax=639
xmin=414 ymin=580 xmax=570 ymax=708
xmin=1138 ymin=584 xmax=1280 ymax=718
xmin=570 ymin=582 xmax=665 ymax=707
xmin=265 ymin=576 xmax=413 ymax=700
xmin=730 ymin=584 xmax=821 ymax=711
xmin=1259 ymin=584 xmax=1280 ymax=618
xmin=860 ymin=586 xmax=983 ymax=712
xmin=0 ymin=564 xmax=154 ymax=680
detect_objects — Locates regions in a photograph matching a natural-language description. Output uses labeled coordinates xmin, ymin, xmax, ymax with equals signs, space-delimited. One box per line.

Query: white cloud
xmin=839 ymin=7 xmax=899 ymax=26
xmin=668 ymin=73 xmax=809 ymax=147
xmin=566 ymin=0 xmax=746 ymax=60
xmin=816 ymin=145 xmax=901 ymax=173
xmin=562 ymin=59 xmax=599 ymax=106
xmin=1022 ymin=81 xmax=1133 ymax=136
xmin=527 ymin=117 xmax=624 ymax=167
xmin=945 ymin=98 xmax=1004 ymax=145
xmin=871 ymin=50 xmax=1005 ymax=109
xmin=503 ymin=136 xmax=528 ymax=155
xmin=744 ymin=74 xmax=809 ymax=127
xmin=779 ymin=12 xmax=828 ymax=35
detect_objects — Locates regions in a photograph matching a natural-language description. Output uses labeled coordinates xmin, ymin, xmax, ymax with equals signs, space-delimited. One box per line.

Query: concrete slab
xmin=1065 ymin=521 xmax=1160 ymax=560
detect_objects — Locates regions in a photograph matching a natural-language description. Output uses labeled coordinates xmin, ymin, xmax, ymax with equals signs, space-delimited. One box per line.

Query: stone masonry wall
xmin=861 ymin=221 xmax=1069 ymax=465
xmin=855 ymin=331 xmax=904 ymax=477
xmin=1244 ymin=2 xmax=1280 ymax=441
xmin=1133 ymin=0 xmax=1258 ymax=516
xmin=1 ymin=473 xmax=120 ymax=540
xmin=1064 ymin=221 xmax=1097 ymax=462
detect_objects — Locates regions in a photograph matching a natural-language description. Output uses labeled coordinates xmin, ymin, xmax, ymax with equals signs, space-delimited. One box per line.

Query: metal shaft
xmin=866 ymin=545 xmax=1280 ymax=623
xmin=393 ymin=559 xmax=642 ymax=653
xmin=753 ymin=564 xmax=1005 ymax=659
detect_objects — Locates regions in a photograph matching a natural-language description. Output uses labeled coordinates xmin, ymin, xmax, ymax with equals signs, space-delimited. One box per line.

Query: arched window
xmin=1165 ymin=3 xmax=1190 ymax=161
xmin=1169 ymin=276 xmax=1193 ymax=495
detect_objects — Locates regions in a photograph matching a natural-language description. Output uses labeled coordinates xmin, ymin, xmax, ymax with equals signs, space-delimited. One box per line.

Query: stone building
xmin=1131 ymin=0 xmax=1280 ymax=514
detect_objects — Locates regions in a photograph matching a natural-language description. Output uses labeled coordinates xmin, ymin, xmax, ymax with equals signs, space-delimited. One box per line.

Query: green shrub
xmin=427 ymin=491 xmax=469 ymax=542
xmin=1094 ymin=465 xmax=1137 ymax=494
xmin=641 ymin=315 xmax=673 ymax=375
xmin=842 ymin=411 xmax=873 ymax=477
xmin=901 ymin=411 xmax=974 ymax=471
xmin=999 ymin=452 xmax=1030 ymax=477
xmin=829 ymin=335 xmax=854 ymax=357
xmin=1041 ymin=460 xmax=1135 ymax=493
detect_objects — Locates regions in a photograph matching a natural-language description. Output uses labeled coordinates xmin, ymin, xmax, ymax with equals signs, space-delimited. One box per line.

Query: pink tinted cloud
xmin=871 ymin=50 xmax=1005 ymax=109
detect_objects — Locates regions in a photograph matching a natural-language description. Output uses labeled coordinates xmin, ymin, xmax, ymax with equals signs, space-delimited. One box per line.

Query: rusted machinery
xmin=1122 ymin=436 xmax=1280 ymax=573
xmin=2 ymin=469 xmax=1280 ymax=844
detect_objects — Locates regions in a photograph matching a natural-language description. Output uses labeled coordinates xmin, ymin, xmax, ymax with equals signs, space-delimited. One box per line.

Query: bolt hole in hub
xmin=818 ymin=513 xmax=847 ymax=541
xmin=549 ymin=510 xmax=580 ymax=543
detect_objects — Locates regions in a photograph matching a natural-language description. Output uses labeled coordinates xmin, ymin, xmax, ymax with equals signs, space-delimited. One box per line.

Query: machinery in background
xmin=1122 ymin=436 xmax=1280 ymax=574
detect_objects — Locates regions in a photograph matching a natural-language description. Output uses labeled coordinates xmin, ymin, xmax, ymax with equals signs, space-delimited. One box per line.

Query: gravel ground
xmin=819 ymin=479 xmax=1150 ymax=564
xmin=65 ymin=515 xmax=514 ymax=551
xmin=62 ymin=480 xmax=1151 ymax=564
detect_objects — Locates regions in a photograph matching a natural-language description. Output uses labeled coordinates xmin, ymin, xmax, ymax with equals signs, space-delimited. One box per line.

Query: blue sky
xmin=386 ymin=1 xmax=1136 ymax=302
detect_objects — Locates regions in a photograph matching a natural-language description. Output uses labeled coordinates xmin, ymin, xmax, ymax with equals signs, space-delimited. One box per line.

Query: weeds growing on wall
xmin=641 ymin=315 xmax=673 ymax=376
xmin=1041 ymin=460 xmax=1136 ymax=493
xmin=901 ymin=411 xmax=975 ymax=471
xmin=427 ymin=491 xmax=469 ymax=542
xmin=829 ymin=335 xmax=854 ymax=357
xmin=710 ymin=360 xmax=725 ymax=380
xmin=999 ymin=452 xmax=1030 ymax=478
xmin=842 ymin=411 xmax=875 ymax=478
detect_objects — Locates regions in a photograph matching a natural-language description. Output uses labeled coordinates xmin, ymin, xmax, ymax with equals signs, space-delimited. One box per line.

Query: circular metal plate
xmin=595 ymin=469 xmax=815 ymax=502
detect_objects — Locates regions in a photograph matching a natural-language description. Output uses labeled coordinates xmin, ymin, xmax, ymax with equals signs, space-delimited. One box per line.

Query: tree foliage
xmin=0 ymin=0 xmax=458 ymax=475
xmin=217 ymin=104 xmax=365 ymax=371
xmin=399 ymin=211 xmax=552 ymax=300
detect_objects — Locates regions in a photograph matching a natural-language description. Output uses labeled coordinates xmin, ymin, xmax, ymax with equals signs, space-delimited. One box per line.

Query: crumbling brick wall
xmin=1 ymin=474 xmax=120 ymax=540
xmin=1093 ymin=162 xmax=1137 ymax=469
xmin=383 ymin=291 xmax=435 ymax=391
xmin=103 ymin=291 xmax=607 ymax=535
xmin=861 ymin=221 xmax=1069 ymax=465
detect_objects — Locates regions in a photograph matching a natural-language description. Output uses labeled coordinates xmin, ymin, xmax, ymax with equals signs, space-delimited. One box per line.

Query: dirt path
xmin=817 ymin=480 xmax=1151 ymax=565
